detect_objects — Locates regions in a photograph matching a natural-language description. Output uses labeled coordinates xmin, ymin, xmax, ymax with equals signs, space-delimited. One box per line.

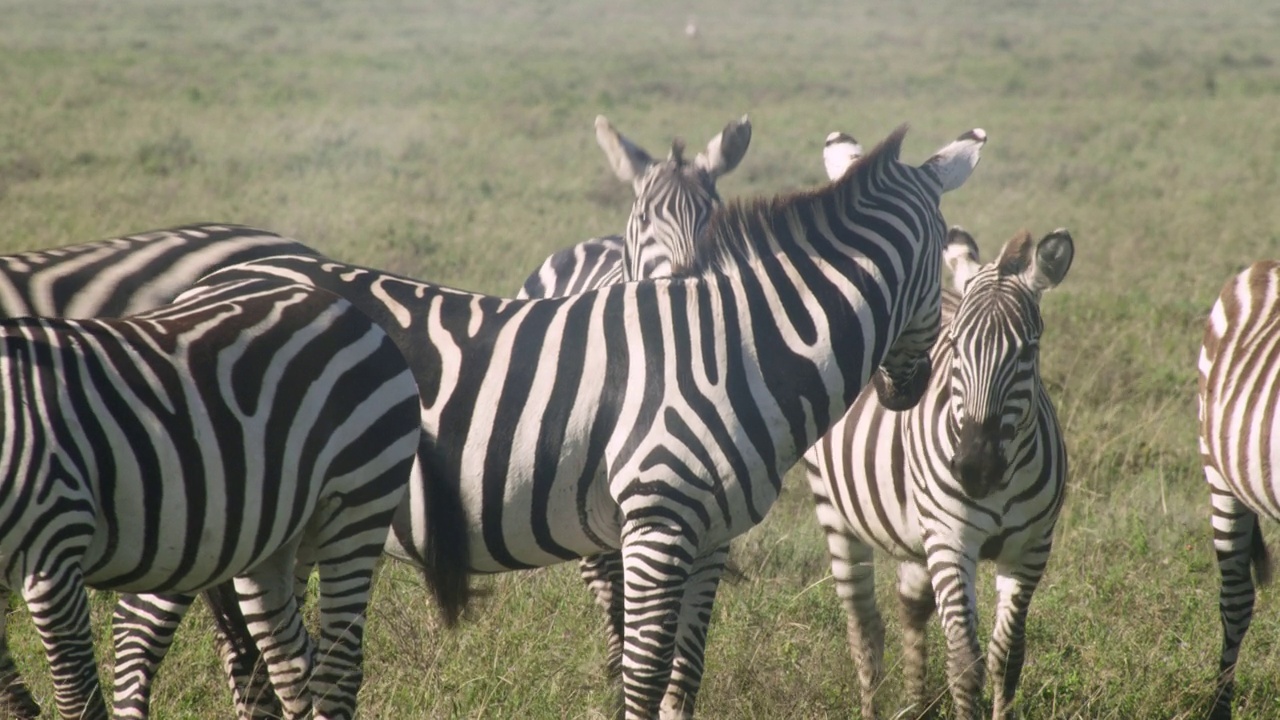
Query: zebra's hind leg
xmin=659 ymin=544 xmax=730 ymax=719
xmin=309 ymin=548 xmax=382 ymax=720
xmin=202 ymin=582 xmax=286 ymax=719
xmin=579 ymin=551 xmax=626 ymax=718
xmin=110 ymin=592 xmax=199 ymax=718
xmin=1208 ymin=468 xmax=1272 ymax=720
xmin=619 ymin=524 xmax=695 ymax=719
xmin=826 ymin=531 xmax=884 ymax=720
xmin=986 ymin=550 xmax=1050 ymax=720
xmin=926 ymin=546 xmax=984 ymax=720
xmin=22 ymin=565 xmax=108 ymax=720
xmin=897 ymin=560 xmax=937 ymax=719
xmin=0 ymin=592 xmax=41 ymax=719
xmin=234 ymin=541 xmax=315 ymax=720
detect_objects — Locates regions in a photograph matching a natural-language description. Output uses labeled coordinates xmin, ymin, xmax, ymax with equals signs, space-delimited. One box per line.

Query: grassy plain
xmin=2 ymin=0 xmax=1280 ymax=717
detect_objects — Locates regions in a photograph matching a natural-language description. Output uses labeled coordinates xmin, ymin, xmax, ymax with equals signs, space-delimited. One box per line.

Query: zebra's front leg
xmin=926 ymin=546 xmax=984 ymax=720
xmin=620 ymin=524 xmax=695 ymax=719
xmin=986 ymin=553 xmax=1049 ymax=720
xmin=1208 ymin=473 xmax=1267 ymax=720
xmin=898 ymin=560 xmax=938 ymax=718
xmin=0 ymin=591 xmax=41 ymax=719
xmin=111 ymin=592 xmax=196 ymax=718
xmin=825 ymin=529 xmax=885 ymax=720
xmin=659 ymin=544 xmax=730 ymax=718
xmin=22 ymin=566 xmax=108 ymax=720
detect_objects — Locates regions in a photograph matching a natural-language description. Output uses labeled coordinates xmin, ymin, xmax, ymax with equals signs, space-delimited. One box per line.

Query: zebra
xmin=1198 ymin=261 xmax=1280 ymax=720
xmin=516 ymin=113 xmax=751 ymax=299
xmin=803 ymin=226 xmax=1073 ymax=719
xmin=525 ymin=127 xmax=868 ymax=691
xmin=117 ymin=124 xmax=986 ymax=719
xmin=0 ymin=274 xmax=467 ymax=720
xmin=0 ymin=222 xmax=320 ymax=318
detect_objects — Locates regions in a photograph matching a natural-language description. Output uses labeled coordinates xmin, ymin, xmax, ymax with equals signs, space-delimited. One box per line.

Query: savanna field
xmin=2 ymin=0 xmax=1280 ymax=717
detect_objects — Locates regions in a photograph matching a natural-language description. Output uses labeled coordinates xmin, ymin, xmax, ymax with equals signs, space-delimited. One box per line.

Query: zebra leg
xmin=233 ymin=543 xmax=315 ymax=720
xmin=0 ymin=592 xmax=41 ymax=719
xmin=826 ymin=531 xmax=884 ymax=720
xmin=659 ymin=544 xmax=730 ymax=718
xmin=619 ymin=525 xmax=694 ymax=719
xmin=580 ymin=552 xmax=627 ymax=679
xmin=897 ymin=560 xmax=937 ymax=718
xmin=1208 ymin=470 xmax=1269 ymax=720
xmin=986 ymin=554 xmax=1048 ymax=720
xmin=110 ymin=592 xmax=197 ymax=718
xmin=202 ymin=582 xmax=286 ymax=720
xmin=21 ymin=566 xmax=108 ymax=720
xmin=926 ymin=547 xmax=984 ymax=720
xmin=309 ymin=551 xmax=381 ymax=720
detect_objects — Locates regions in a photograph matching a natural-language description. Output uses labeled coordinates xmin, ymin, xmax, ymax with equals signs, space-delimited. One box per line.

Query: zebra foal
xmin=0 ymin=275 xmax=432 ymax=720
xmin=805 ymin=226 xmax=1073 ymax=719
xmin=1199 ymin=261 xmax=1280 ymax=720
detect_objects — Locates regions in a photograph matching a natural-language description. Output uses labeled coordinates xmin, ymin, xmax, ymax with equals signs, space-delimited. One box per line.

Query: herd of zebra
xmin=0 ymin=115 xmax=1270 ymax=720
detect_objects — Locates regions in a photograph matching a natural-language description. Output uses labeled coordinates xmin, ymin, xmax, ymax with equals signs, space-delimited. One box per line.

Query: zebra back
xmin=516 ymin=115 xmax=751 ymax=298
xmin=0 ymin=223 xmax=319 ymax=318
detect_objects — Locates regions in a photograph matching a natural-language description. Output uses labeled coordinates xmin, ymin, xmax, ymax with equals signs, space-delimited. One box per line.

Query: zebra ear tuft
xmin=995 ymin=230 xmax=1035 ymax=277
xmin=595 ymin=115 xmax=655 ymax=186
xmin=1029 ymin=228 xmax=1074 ymax=293
xmin=695 ymin=114 xmax=752 ymax=178
xmin=943 ymin=226 xmax=981 ymax=292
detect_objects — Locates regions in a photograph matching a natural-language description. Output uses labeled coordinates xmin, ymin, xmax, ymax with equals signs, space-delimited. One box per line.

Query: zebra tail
xmin=418 ymin=440 xmax=474 ymax=627
xmin=1251 ymin=518 xmax=1274 ymax=587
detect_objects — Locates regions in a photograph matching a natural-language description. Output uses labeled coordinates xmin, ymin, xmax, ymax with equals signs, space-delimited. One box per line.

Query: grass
xmin=1 ymin=0 xmax=1280 ymax=716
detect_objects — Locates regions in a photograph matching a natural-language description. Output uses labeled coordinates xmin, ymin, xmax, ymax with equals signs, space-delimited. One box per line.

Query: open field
xmin=2 ymin=0 xmax=1280 ymax=717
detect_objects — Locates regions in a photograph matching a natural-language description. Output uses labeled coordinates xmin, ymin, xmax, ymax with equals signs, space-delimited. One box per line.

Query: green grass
xmin=2 ymin=0 xmax=1280 ymax=716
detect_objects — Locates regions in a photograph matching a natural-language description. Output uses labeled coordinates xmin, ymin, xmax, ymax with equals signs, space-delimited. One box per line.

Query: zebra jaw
xmin=871 ymin=356 xmax=932 ymax=412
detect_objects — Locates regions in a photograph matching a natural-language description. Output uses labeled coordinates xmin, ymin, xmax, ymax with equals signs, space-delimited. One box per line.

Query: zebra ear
xmin=695 ymin=115 xmax=752 ymax=178
xmin=595 ymin=115 xmax=655 ymax=187
xmin=943 ymin=226 xmax=982 ymax=293
xmin=1027 ymin=228 xmax=1074 ymax=294
xmin=923 ymin=128 xmax=987 ymax=193
xmin=823 ymin=131 xmax=863 ymax=181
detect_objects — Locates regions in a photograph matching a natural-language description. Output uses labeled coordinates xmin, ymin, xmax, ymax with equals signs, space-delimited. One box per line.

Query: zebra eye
xmin=636 ymin=210 xmax=650 ymax=228
xmin=1018 ymin=342 xmax=1038 ymax=362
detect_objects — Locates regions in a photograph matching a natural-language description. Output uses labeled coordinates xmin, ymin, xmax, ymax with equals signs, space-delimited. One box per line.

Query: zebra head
xmin=595 ymin=114 xmax=752 ymax=280
xmin=870 ymin=128 xmax=988 ymax=412
xmin=945 ymin=228 xmax=1074 ymax=498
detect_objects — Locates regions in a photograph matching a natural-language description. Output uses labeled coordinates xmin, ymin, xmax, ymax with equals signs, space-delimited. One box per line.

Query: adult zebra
xmin=519 ymin=123 xmax=833 ymax=691
xmin=121 ymin=124 xmax=985 ymax=719
xmin=0 ymin=274 xmax=463 ymax=720
xmin=1198 ymin=261 xmax=1280 ymax=720
xmin=0 ymin=223 xmax=319 ymax=317
xmin=516 ymin=113 xmax=751 ymax=298
xmin=804 ymin=225 xmax=1073 ymax=719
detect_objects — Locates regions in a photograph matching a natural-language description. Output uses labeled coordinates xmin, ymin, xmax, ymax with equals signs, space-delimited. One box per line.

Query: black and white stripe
xmin=120 ymin=125 xmax=984 ymax=719
xmin=1198 ymin=261 xmax=1280 ymax=720
xmin=0 ymin=275 xmax=430 ymax=720
xmin=804 ymin=227 xmax=1072 ymax=719
xmin=516 ymin=115 xmax=751 ymax=299
xmin=0 ymin=223 xmax=319 ymax=318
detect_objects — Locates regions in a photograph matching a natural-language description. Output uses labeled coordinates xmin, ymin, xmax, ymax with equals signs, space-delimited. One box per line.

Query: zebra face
xmin=945 ymin=229 xmax=1074 ymax=498
xmin=594 ymin=114 xmax=751 ymax=282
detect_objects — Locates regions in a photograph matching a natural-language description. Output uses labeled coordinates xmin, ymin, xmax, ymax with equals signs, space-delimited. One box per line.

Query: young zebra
xmin=0 ymin=223 xmax=319 ymax=317
xmin=120 ymin=124 xmax=985 ymax=719
xmin=516 ymin=114 xmax=751 ymax=298
xmin=0 ymin=274 xmax=455 ymax=720
xmin=1199 ymin=261 xmax=1280 ymax=720
xmin=804 ymin=227 xmax=1073 ymax=719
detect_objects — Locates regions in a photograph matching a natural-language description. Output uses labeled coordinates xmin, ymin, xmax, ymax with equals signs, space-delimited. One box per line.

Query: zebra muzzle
xmin=949 ymin=417 xmax=1007 ymax=498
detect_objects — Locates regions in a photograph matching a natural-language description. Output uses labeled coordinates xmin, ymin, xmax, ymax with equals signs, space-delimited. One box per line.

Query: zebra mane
xmin=668 ymin=138 xmax=687 ymax=166
xmin=687 ymin=124 xmax=911 ymax=274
